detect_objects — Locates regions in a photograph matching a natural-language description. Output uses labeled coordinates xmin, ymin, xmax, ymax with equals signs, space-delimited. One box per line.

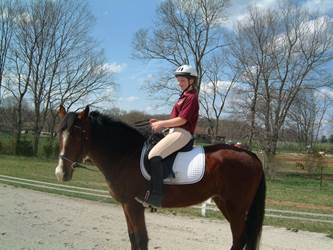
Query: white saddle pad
xmin=140 ymin=146 xmax=205 ymax=185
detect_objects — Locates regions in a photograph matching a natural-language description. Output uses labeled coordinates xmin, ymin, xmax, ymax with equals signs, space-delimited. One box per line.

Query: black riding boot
xmin=146 ymin=156 xmax=164 ymax=208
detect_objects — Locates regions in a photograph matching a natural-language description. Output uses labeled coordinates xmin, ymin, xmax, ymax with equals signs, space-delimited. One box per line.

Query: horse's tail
xmin=245 ymin=172 xmax=266 ymax=250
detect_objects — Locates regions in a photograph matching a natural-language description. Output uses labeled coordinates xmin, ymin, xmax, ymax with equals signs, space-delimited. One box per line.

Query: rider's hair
xmin=187 ymin=76 xmax=198 ymax=91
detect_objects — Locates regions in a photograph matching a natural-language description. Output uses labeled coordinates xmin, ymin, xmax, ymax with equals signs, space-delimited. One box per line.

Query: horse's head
xmin=55 ymin=105 xmax=90 ymax=182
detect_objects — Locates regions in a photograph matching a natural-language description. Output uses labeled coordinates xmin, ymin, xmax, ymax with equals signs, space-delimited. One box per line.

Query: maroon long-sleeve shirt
xmin=170 ymin=90 xmax=199 ymax=134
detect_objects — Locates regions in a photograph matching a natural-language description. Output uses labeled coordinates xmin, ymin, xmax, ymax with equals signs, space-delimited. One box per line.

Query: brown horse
xmin=55 ymin=105 xmax=266 ymax=250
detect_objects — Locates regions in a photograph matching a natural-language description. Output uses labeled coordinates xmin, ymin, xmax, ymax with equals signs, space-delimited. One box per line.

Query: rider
xmin=145 ymin=64 xmax=199 ymax=208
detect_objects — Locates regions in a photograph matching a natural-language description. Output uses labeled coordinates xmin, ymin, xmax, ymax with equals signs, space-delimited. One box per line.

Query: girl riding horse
xmin=142 ymin=64 xmax=199 ymax=208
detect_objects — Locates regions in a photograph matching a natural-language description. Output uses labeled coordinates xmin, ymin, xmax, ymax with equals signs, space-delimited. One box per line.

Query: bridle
xmin=59 ymin=124 xmax=88 ymax=170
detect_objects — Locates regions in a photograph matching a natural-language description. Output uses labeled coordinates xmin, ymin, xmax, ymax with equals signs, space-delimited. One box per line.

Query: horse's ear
xmin=78 ymin=105 xmax=89 ymax=120
xmin=58 ymin=105 xmax=67 ymax=119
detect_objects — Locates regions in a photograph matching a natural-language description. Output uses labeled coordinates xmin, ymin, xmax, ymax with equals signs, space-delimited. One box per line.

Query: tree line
xmin=1 ymin=0 xmax=333 ymax=162
xmin=0 ymin=0 xmax=114 ymax=155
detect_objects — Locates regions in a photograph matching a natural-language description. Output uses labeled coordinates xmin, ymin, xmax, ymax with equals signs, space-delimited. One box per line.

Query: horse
xmin=55 ymin=105 xmax=266 ymax=250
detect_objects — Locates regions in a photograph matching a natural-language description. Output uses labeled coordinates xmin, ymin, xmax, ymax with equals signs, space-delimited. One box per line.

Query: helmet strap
xmin=180 ymin=81 xmax=193 ymax=97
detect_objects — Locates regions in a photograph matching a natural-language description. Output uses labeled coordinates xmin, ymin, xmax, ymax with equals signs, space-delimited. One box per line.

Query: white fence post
xmin=201 ymin=202 xmax=207 ymax=216
xmin=201 ymin=198 xmax=212 ymax=216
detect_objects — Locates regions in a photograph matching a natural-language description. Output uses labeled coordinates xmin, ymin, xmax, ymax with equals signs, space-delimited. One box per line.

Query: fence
xmin=1 ymin=174 xmax=333 ymax=224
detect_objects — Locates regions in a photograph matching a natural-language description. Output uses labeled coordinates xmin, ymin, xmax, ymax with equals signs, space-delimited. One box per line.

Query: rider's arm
xmin=150 ymin=117 xmax=186 ymax=131
xmin=160 ymin=117 xmax=186 ymax=128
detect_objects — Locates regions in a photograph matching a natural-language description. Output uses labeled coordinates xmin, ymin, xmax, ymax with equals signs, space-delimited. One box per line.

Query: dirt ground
xmin=1 ymin=184 xmax=332 ymax=250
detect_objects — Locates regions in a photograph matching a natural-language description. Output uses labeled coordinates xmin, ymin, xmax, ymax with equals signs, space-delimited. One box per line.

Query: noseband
xmin=59 ymin=125 xmax=88 ymax=170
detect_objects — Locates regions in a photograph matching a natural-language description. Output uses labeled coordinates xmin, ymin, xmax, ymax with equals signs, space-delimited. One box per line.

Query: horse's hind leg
xmin=213 ymin=196 xmax=247 ymax=250
xmin=228 ymin=214 xmax=247 ymax=250
xmin=212 ymin=196 xmax=230 ymax=221
xmin=122 ymin=202 xmax=149 ymax=250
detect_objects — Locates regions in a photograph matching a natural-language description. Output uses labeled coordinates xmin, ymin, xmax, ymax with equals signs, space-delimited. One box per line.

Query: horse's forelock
xmin=58 ymin=112 xmax=77 ymax=133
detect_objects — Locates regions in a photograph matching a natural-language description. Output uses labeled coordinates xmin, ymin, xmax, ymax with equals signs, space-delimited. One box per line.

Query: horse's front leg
xmin=122 ymin=201 xmax=148 ymax=250
xmin=122 ymin=203 xmax=138 ymax=250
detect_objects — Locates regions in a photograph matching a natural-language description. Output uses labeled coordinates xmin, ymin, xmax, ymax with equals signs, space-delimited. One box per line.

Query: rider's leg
xmin=145 ymin=128 xmax=192 ymax=208
xmin=144 ymin=156 xmax=163 ymax=207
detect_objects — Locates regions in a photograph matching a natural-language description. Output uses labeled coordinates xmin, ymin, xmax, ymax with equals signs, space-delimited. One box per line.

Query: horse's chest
xmin=105 ymin=178 xmax=139 ymax=203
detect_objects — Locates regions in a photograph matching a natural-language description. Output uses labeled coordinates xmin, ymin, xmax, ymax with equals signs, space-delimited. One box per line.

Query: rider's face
xmin=176 ymin=76 xmax=193 ymax=91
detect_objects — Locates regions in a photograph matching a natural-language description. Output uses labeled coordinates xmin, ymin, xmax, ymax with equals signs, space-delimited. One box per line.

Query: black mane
xmin=88 ymin=111 xmax=147 ymax=152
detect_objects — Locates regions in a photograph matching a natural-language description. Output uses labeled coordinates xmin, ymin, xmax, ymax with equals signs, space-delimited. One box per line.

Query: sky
xmin=88 ymin=0 xmax=333 ymax=115
xmin=88 ymin=0 xmax=162 ymax=113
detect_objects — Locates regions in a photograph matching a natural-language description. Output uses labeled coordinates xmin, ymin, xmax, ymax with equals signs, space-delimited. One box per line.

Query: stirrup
xmin=135 ymin=191 xmax=151 ymax=208
xmin=135 ymin=190 xmax=162 ymax=208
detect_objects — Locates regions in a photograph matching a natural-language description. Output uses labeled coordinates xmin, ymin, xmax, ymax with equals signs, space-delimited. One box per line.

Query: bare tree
xmin=133 ymin=0 xmax=229 ymax=95
xmin=228 ymin=7 xmax=277 ymax=148
xmin=199 ymin=53 xmax=238 ymax=140
xmin=287 ymin=89 xmax=330 ymax=148
xmin=4 ymin=49 xmax=32 ymax=152
xmin=5 ymin=0 xmax=113 ymax=155
xmin=230 ymin=3 xmax=333 ymax=159
xmin=47 ymin=50 xmax=113 ymax=138
xmin=0 ymin=0 xmax=15 ymax=103
xmin=2 ymin=2 xmax=36 ymax=153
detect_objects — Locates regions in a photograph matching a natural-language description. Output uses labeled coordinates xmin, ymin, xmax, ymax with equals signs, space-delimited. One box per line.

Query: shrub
xmin=43 ymin=143 xmax=54 ymax=159
xmin=16 ymin=139 xmax=34 ymax=156
xmin=53 ymin=142 xmax=59 ymax=158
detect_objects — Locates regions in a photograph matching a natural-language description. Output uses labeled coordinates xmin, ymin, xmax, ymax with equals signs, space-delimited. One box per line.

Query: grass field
xmin=0 ymin=153 xmax=332 ymax=238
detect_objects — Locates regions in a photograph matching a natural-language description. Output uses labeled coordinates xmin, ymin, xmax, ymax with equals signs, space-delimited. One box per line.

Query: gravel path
xmin=0 ymin=184 xmax=332 ymax=250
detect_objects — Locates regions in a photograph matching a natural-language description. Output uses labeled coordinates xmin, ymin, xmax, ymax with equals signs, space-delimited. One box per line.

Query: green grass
xmin=264 ymin=217 xmax=333 ymax=238
xmin=0 ymin=154 xmax=108 ymax=190
xmin=0 ymin=154 xmax=332 ymax=238
xmin=267 ymin=174 xmax=333 ymax=210
xmin=276 ymin=141 xmax=333 ymax=154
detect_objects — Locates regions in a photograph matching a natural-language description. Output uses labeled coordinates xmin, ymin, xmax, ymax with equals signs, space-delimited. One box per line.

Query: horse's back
xmin=203 ymin=143 xmax=263 ymax=177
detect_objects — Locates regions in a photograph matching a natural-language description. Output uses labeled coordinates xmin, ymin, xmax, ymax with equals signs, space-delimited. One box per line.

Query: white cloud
xmin=269 ymin=15 xmax=333 ymax=52
xmin=14 ymin=12 xmax=32 ymax=24
xmin=318 ymin=87 xmax=333 ymax=99
xmin=222 ymin=0 xmax=333 ymax=30
xmin=254 ymin=0 xmax=278 ymax=9
xmin=0 ymin=8 xmax=9 ymax=20
xmin=222 ymin=0 xmax=279 ymax=29
xmin=201 ymin=80 xmax=233 ymax=94
xmin=118 ymin=96 xmax=139 ymax=102
xmin=3 ymin=72 xmax=19 ymax=83
xmin=303 ymin=0 xmax=333 ymax=13
xmin=102 ymin=63 xmax=126 ymax=74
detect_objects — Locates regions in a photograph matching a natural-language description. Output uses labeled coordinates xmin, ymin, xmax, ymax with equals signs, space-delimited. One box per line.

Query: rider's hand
xmin=151 ymin=121 xmax=163 ymax=132
xmin=149 ymin=118 xmax=157 ymax=124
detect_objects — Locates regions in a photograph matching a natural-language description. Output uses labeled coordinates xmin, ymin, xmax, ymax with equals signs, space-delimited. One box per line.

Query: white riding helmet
xmin=175 ymin=64 xmax=198 ymax=78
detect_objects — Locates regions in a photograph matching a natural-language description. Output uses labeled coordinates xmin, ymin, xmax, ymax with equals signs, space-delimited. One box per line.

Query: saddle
xmin=142 ymin=133 xmax=194 ymax=179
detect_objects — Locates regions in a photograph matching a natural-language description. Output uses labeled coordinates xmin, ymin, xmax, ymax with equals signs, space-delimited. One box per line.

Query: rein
xmin=60 ymin=155 xmax=95 ymax=171
xmin=133 ymin=119 xmax=150 ymax=127
xmin=134 ymin=119 xmax=150 ymax=128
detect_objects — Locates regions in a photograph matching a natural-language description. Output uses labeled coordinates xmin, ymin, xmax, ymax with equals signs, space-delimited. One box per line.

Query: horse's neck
xmin=88 ymin=137 xmax=143 ymax=173
xmin=87 ymin=141 xmax=144 ymax=201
